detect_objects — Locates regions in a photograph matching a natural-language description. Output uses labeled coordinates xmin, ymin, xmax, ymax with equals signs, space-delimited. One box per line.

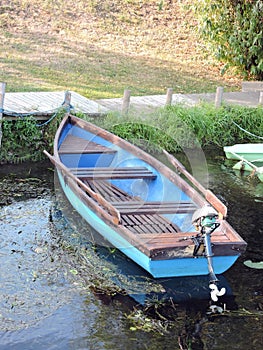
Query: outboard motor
xmin=192 ymin=205 xmax=226 ymax=301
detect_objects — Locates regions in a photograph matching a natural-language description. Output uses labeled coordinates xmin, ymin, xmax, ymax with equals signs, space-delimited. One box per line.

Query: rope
xmin=1 ymin=102 xmax=75 ymax=127
xmin=36 ymin=110 xmax=59 ymax=127
xmin=233 ymin=121 xmax=263 ymax=140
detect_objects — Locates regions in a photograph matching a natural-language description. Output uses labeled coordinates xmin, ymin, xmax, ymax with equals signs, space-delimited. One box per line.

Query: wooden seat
xmin=70 ymin=167 xmax=157 ymax=180
xmin=59 ymin=135 xmax=117 ymax=154
xmin=110 ymin=200 xmax=197 ymax=215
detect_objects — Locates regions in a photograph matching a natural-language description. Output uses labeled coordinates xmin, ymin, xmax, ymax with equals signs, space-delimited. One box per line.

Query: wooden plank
xmin=242 ymin=81 xmax=263 ymax=92
xmin=137 ymin=232 xmax=231 ymax=252
xmin=0 ymin=82 xmax=6 ymax=148
xmin=72 ymin=167 xmax=156 ymax=180
xmin=112 ymin=201 xmax=197 ymax=215
xmin=59 ymin=135 xmax=116 ymax=154
xmin=3 ymin=91 xmax=108 ymax=119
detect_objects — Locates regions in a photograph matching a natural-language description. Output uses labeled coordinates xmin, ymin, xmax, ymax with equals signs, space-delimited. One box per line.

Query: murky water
xmin=0 ymin=154 xmax=262 ymax=350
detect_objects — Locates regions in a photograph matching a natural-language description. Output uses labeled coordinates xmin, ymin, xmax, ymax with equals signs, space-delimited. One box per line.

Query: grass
xmin=96 ymin=104 xmax=263 ymax=151
xmin=0 ymin=0 xmax=242 ymax=98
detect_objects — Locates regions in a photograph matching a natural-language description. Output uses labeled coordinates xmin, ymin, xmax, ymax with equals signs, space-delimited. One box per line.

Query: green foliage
xmin=155 ymin=104 xmax=263 ymax=148
xmin=0 ymin=108 xmax=66 ymax=164
xmin=191 ymin=0 xmax=263 ymax=79
xmin=1 ymin=104 xmax=262 ymax=163
xmin=99 ymin=104 xmax=263 ymax=153
xmin=0 ymin=117 xmax=45 ymax=163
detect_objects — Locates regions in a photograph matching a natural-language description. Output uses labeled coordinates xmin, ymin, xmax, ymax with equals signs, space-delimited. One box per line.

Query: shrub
xmin=191 ymin=0 xmax=263 ymax=79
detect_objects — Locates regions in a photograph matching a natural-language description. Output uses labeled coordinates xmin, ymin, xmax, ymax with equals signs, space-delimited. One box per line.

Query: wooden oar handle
xmin=163 ymin=149 xmax=227 ymax=218
xmin=44 ymin=150 xmax=121 ymax=224
xmin=163 ymin=149 xmax=186 ymax=171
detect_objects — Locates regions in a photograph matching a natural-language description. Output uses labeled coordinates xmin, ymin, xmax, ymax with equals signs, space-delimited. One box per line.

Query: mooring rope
xmin=233 ymin=121 xmax=263 ymax=140
xmin=1 ymin=102 xmax=74 ymax=127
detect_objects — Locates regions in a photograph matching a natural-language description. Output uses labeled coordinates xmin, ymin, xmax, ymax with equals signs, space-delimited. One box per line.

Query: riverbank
xmin=1 ymin=102 xmax=263 ymax=164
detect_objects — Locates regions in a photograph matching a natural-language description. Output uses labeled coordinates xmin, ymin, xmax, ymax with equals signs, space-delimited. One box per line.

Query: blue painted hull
xmin=57 ymin=170 xmax=239 ymax=278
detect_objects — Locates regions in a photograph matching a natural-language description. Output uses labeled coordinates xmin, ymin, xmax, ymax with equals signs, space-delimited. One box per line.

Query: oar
xmin=44 ymin=150 xmax=121 ymax=225
xmin=163 ymin=150 xmax=226 ymax=301
xmin=229 ymin=150 xmax=263 ymax=171
xmin=163 ymin=149 xmax=227 ymax=218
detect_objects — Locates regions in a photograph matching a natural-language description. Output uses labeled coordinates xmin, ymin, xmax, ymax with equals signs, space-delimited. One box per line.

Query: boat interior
xmin=58 ymin=133 xmax=198 ymax=236
xmin=56 ymin=127 xmax=244 ymax=255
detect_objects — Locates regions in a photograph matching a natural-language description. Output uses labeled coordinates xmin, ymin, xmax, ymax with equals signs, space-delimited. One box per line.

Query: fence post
xmin=63 ymin=91 xmax=72 ymax=112
xmin=215 ymin=86 xmax=224 ymax=108
xmin=165 ymin=88 xmax=173 ymax=106
xmin=0 ymin=82 xmax=6 ymax=148
xmin=122 ymin=89 xmax=131 ymax=114
xmin=259 ymin=91 xmax=263 ymax=106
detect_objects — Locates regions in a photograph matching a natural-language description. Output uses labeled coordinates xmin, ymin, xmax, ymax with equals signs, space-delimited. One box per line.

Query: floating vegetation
xmin=244 ymin=260 xmax=263 ymax=269
xmin=0 ymin=175 xmax=51 ymax=206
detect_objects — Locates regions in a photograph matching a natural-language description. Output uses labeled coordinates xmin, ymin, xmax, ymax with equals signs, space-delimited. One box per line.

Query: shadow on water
xmin=0 ymin=152 xmax=262 ymax=350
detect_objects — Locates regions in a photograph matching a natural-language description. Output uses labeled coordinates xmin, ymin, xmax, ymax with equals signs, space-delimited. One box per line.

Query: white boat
xmin=224 ymin=146 xmax=263 ymax=182
xmin=224 ymin=143 xmax=263 ymax=163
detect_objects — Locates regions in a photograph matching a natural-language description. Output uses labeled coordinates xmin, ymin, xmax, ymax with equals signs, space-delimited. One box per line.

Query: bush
xmin=99 ymin=104 xmax=263 ymax=152
xmin=191 ymin=0 xmax=263 ymax=79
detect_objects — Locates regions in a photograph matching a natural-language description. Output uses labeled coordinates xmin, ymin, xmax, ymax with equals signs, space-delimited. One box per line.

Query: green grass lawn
xmin=0 ymin=0 xmax=241 ymax=98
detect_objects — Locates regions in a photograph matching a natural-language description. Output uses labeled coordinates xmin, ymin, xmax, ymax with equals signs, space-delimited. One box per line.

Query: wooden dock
xmin=1 ymin=84 xmax=263 ymax=121
xmin=1 ymin=83 xmax=262 ymax=148
xmin=2 ymin=90 xmax=109 ymax=120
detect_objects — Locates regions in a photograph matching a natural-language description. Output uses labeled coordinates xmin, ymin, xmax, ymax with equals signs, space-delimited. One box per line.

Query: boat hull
xmin=57 ymin=170 xmax=240 ymax=278
xmin=224 ymin=143 xmax=263 ymax=163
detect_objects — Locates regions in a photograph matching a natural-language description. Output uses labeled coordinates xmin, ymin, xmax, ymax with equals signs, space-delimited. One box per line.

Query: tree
xmin=192 ymin=0 xmax=263 ymax=80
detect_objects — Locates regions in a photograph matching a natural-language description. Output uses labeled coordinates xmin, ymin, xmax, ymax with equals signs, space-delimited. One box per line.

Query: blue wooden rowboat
xmin=45 ymin=114 xmax=246 ymax=283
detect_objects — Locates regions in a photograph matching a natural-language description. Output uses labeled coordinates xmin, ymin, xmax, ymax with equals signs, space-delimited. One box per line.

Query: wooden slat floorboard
xmin=84 ymin=179 xmax=181 ymax=234
xmin=72 ymin=167 xmax=156 ymax=180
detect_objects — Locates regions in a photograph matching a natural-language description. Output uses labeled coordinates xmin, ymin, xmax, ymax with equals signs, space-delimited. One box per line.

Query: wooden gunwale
xmin=44 ymin=151 xmax=121 ymax=225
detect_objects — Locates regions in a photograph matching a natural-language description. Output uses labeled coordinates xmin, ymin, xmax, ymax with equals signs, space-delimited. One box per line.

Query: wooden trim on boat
xmin=44 ymin=150 xmax=121 ymax=225
xmin=70 ymin=167 xmax=157 ymax=180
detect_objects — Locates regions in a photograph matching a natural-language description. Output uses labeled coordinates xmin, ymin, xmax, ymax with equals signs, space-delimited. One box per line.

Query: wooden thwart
xmin=71 ymin=167 xmax=157 ymax=180
xmin=59 ymin=135 xmax=116 ymax=154
xmin=111 ymin=200 xmax=197 ymax=215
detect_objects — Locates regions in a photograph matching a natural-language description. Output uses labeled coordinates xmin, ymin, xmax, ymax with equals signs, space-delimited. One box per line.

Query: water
xmin=0 ymin=154 xmax=262 ymax=350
